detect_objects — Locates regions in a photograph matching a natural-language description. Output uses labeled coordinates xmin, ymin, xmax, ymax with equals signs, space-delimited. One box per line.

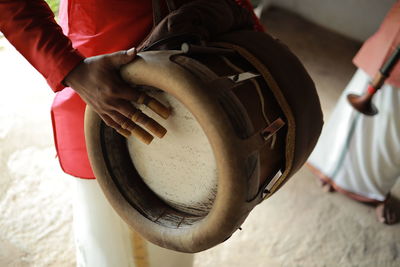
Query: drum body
xmin=85 ymin=31 xmax=322 ymax=252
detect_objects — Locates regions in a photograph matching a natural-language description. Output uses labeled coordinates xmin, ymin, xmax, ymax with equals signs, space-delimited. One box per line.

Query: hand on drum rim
xmin=63 ymin=47 xmax=170 ymax=144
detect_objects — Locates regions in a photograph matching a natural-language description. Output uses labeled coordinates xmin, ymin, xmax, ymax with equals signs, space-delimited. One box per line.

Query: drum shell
xmin=85 ymin=30 xmax=322 ymax=252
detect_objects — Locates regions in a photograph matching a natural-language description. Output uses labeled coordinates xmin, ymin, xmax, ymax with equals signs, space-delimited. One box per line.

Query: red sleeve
xmin=0 ymin=0 xmax=85 ymax=92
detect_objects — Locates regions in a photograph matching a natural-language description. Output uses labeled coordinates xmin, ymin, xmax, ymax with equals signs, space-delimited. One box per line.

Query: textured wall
xmin=258 ymin=0 xmax=397 ymax=41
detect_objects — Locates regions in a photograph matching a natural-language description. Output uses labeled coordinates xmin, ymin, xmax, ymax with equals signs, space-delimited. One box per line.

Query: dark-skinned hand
xmin=63 ymin=48 xmax=168 ymax=144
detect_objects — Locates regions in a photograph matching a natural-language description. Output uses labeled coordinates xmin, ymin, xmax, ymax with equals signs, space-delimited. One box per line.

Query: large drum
xmin=85 ymin=30 xmax=323 ymax=252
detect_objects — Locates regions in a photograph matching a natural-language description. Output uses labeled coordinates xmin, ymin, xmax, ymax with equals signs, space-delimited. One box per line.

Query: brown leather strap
xmin=152 ymin=0 xmax=165 ymax=25
xmin=152 ymin=0 xmax=199 ymax=25
xmin=152 ymin=0 xmax=181 ymax=26
xmin=165 ymin=0 xmax=177 ymax=12
xmin=166 ymin=0 xmax=196 ymax=11
xmin=261 ymin=118 xmax=285 ymax=141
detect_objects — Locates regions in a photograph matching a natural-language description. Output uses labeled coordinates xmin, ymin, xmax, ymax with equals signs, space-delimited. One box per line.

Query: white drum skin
xmin=127 ymin=92 xmax=218 ymax=215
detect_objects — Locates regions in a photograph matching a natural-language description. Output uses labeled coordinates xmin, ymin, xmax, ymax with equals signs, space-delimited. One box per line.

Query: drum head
xmin=127 ymin=91 xmax=218 ymax=216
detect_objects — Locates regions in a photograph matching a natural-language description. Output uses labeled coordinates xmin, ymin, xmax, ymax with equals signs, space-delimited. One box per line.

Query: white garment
xmin=308 ymin=69 xmax=400 ymax=201
xmin=73 ymin=178 xmax=194 ymax=267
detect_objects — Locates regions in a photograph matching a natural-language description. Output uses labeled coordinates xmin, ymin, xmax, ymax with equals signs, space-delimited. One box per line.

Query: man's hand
xmin=64 ymin=48 xmax=168 ymax=144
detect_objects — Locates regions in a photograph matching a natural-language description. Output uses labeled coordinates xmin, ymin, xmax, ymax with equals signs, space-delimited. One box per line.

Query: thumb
xmin=108 ymin=47 xmax=137 ymax=66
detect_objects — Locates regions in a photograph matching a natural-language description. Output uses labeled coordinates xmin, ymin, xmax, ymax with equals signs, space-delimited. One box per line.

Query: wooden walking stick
xmin=347 ymin=45 xmax=400 ymax=116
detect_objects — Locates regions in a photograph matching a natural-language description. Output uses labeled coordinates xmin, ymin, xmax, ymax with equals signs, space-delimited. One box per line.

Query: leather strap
xmin=165 ymin=0 xmax=178 ymax=12
xmin=152 ymin=0 xmax=198 ymax=25
xmin=152 ymin=0 xmax=180 ymax=26
xmin=152 ymin=0 xmax=167 ymax=25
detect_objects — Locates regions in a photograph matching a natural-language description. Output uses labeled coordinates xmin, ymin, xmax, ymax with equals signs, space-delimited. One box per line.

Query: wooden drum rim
xmin=85 ymin=50 xmax=262 ymax=252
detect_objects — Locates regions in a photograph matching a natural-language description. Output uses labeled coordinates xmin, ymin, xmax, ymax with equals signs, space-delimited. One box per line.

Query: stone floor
xmin=1 ymin=7 xmax=399 ymax=267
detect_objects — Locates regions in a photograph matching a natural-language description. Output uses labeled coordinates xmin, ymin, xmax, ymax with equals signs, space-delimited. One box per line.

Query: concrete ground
xmin=1 ymin=7 xmax=399 ymax=267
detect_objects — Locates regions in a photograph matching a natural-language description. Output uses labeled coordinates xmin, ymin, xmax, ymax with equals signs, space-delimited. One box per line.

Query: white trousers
xmin=73 ymin=178 xmax=194 ymax=267
xmin=308 ymin=69 xmax=400 ymax=201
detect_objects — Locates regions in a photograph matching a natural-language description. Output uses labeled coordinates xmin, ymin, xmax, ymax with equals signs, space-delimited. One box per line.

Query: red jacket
xmin=353 ymin=0 xmax=400 ymax=87
xmin=0 ymin=0 xmax=260 ymax=179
